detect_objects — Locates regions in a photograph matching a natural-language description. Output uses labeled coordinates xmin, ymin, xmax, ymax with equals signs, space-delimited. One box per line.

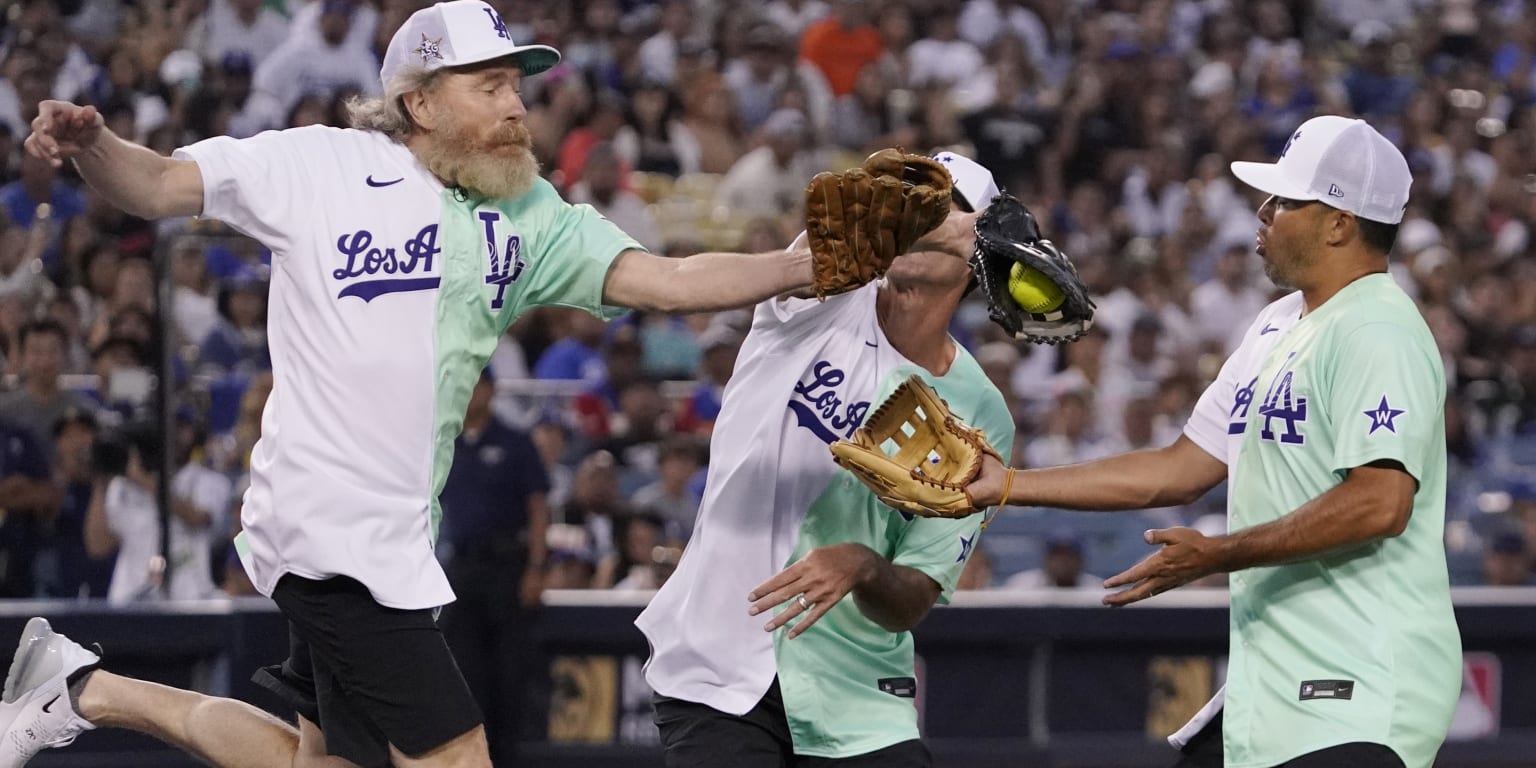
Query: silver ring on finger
xmin=797 ymin=594 xmax=810 ymax=610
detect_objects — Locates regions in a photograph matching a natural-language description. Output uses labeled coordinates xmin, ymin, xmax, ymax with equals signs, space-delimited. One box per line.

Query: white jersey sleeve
xmin=1183 ymin=291 xmax=1306 ymax=465
xmin=173 ymin=126 xmax=320 ymax=254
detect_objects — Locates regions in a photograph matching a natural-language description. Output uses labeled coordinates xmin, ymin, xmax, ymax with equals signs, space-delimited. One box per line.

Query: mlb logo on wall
xmin=1448 ymin=652 xmax=1501 ymax=740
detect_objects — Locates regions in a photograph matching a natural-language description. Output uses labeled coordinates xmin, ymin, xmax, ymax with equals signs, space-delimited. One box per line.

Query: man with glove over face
xmin=638 ymin=151 xmax=1090 ymax=767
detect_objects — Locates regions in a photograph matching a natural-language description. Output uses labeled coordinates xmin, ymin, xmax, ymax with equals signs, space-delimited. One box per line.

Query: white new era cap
xmin=1230 ymin=115 xmax=1411 ymax=224
xmin=933 ymin=152 xmax=1000 ymax=213
xmin=381 ymin=0 xmax=560 ymax=86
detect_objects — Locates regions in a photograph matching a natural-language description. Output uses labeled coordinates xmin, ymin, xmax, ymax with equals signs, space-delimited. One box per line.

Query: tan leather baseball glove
xmin=829 ymin=375 xmax=999 ymax=519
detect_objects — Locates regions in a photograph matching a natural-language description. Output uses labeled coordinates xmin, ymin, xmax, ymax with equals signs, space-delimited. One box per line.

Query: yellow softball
xmin=1008 ymin=263 xmax=1065 ymax=313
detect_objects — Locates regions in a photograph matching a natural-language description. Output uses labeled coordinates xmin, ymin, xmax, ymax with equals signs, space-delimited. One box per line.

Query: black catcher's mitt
xmin=971 ymin=194 xmax=1095 ymax=344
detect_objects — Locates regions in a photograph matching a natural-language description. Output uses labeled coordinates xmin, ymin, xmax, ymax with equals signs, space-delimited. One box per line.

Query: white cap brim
xmin=1230 ymin=160 xmax=1318 ymax=201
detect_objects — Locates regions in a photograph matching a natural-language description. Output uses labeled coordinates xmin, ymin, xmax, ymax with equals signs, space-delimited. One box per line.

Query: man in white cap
xmin=636 ymin=152 xmax=1012 ymax=768
xmin=5 ymin=2 xmax=975 ymax=768
xmin=961 ymin=115 xmax=1459 ymax=768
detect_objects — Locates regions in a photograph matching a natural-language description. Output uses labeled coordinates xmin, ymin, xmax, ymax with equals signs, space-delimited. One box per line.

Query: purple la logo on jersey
xmin=332 ymin=225 xmax=441 ymax=301
xmin=478 ymin=211 xmax=527 ymax=309
xmin=788 ymin=361 xmax=869 ymax=445
xmin=1258 ymin=355 xmax=1307 ymax=445
xmin=1228 ymin=375 xmax=1258 ymax=435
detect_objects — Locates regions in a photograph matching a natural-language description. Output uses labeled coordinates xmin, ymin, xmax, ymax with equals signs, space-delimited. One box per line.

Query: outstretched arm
xmin=601 ymin=246 xmax=814 ymax=313
xmin=601 ymin=208 xmax=981 ymax=314
xmin=1101 ymin=462 xmax=1415 ymax=606
xmin=968 ymin=434 xmax=1228 ymax=511
xmin=26 ymin=100 xmax=204 ymax=220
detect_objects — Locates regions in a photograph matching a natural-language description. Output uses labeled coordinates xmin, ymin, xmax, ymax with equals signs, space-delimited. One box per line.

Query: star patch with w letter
xmin=1363 ymin=395 xmax=1405 ymax=435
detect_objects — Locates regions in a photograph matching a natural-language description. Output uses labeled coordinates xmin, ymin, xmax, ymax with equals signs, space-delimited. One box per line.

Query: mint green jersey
xmin=428 ymin=179 xmax=638 ymax=536
xmin=1225 ymin=274 xmax=1460 ymax=768
xmin=775 ymin=357 xmax=1014 ymax=758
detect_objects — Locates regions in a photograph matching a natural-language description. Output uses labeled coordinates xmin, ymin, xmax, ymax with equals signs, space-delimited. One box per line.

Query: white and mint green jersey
xmin=1223 ymin=274 xmax=1460 ymax=768
xmin=636 ymin=284 xmax=1012 ymax=757
xmin=174 ymin=126 xmax=638 ymax=609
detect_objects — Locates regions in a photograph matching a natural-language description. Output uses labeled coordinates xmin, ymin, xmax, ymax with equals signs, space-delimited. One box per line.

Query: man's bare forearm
xmin=850 ymin=549 xmax=941 ymax=633
xmin=73 ymin=129 xmax=200 ymax=219
xmin=1009 ymin=437 xmax=1226 ymax=511
xmin=603 ymin=247 xmax=814 ymax=313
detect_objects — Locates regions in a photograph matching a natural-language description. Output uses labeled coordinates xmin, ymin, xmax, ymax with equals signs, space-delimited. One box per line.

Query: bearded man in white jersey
xmin=3 ymin=3 xmax=972 ymax=768
xmin=637 ymin=153 xmax=1012 ymax=768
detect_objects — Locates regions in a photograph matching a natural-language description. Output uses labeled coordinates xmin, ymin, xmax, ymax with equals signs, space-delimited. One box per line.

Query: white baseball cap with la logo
xmin=381 ymin=0 xmax=560 ymax=85
xmin=1231 ymin=115 xmax=1411 ymax=225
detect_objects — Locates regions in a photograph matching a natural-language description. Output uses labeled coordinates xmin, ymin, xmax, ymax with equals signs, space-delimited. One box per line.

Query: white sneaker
xmin=0 ymin=618 xmax=100 ymax=768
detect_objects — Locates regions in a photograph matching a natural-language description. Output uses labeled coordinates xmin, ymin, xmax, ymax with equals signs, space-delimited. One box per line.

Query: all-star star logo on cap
xmin=413 ymin=33 xmax=443 ymax=63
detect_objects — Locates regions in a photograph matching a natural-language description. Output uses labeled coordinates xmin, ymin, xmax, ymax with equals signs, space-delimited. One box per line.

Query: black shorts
xmin=251 ymin=574 xmax=483 ymax=768
xmin=1170 ymin=711 xmax=1404 ymax=768
xmin=654 ymin=678 xmax=931 ymax=768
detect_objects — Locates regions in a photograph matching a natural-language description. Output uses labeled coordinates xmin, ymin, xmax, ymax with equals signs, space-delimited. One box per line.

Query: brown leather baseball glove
xmin=804 ymin=150 xmax=953 ymax=299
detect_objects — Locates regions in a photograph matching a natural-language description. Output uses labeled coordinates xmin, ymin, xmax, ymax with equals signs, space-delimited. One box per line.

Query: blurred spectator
xmin=765 ymin=0 xmax=830 ymax=38
xmin=799 ymin=0 xmax=884 ymax=97
xmin=567 ymin=142 xmax=661 ymax=251
xmin=613 ymin=79 xmax=694 ymax=175
xmin=0 ymin=412 xmax=57 ymax=597
xmin=572 ymin=335 xmax=643 ymax=440
xmin=959 ymin=57 xmax=1052 ymax=193
xmin=556 ymin=89 xmax=630 ymax=191
xmin=1024 ymin=388 xmax=1120 ymax=469
xmin=1192 ymin=244 xmax=1268 ymax=356
xmin=235 ymin=0 xmax=382 ymax=135
xmin=672 ymin=324 xmax=741 ymax=436
xmin=905 ymin=4 xmax=982 ymax=89
xmin=637 ymin=0 xmax=696 ymax=87
xmin=608 ymin=511 xmax=678 ymax=589
xmin=0 ymin=320 xmax=85 ymax=455
xmin=1482 ymin=530 xmax=1534 ymax=587
xmin=560 ymin=449 xmax=630 ymax=574
xmin=1343 ymin=22 xmax=1415 ymax=121
xmin=531 ymin=417 xmax=575 ymax=511
xmin=597 ymin=376 xmax=670 ymax=475
xmin=675 ymin=72 xmax=742 ymax=174
xmin=183 ymin=0 xmax=292 ymax=68
xmin=438 ymin=369 xmax=550 ymax=767
xmin=1003 ymin=532 xmax=1102 ymax=589
xmin=830 ymin=61 xmax=910 ymax=153
xmin=543 ymin=523 xmax=596 ymax=589
xmin=0 ymin=152 xmax=85 ymax=269
xmin=723 ymin=24 xmax=792 ymax=135
xmin=86 ymin=424 xmax=221 ymax=603
xmin=715 ymin=108 xmax=817 ymax=217
xmin=81 ymin=335 xmax=148 ymax=422
xmin=534 ymin=307 xmax=608 ymax=382
xmin=171 ymin=240 xmax=219 ymax=346
xmin=197 ymin=269 xmax=270 ymax=376
xmin=630 ymin=436 xmax=703 ymax=539
xmin=32 ymin=408 xmax=112 ymax=599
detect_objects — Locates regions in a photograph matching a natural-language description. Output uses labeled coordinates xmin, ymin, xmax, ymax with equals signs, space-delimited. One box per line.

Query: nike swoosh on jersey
xmin=366 ymin=176 xmax=404 ymax=188
xmin=1260 ymin=323 xmax=1279 ymax=335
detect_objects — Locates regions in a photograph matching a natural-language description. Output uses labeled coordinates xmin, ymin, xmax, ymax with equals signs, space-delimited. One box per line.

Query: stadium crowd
xmin=1 ymin=0 xmax=1536 ymax=607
